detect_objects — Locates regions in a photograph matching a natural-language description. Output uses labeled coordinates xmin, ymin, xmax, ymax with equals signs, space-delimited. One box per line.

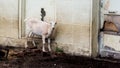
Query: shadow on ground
xmin=0 ymin=47 xmax=120 ymax=68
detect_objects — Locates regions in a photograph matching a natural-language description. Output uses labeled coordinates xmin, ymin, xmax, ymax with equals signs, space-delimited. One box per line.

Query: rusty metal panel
xmin=0 ymin=0 xmax=19 ymax=38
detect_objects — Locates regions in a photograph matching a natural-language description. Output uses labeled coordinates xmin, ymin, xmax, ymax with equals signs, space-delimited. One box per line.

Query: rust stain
xmin=102 ymin=21 xmax=119 ymax=32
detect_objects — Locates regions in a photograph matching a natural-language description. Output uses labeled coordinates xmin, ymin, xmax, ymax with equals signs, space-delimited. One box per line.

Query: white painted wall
xmin=25 ymin=0 xmax=56 ymax=34
xmin=55 ymin=0 xmax=92 ymax=56
xmin=109 ymin=0 xmax=120 ymax=13
xmin=104 ymin=34 xmax=120 ymax=51
xmin=25 ymin=0 xmax=92 ymax=56
xmin=26 ymin=0 xmax=56 ymax=21
xmin=0 ymin=0 xmax=19 ymax=38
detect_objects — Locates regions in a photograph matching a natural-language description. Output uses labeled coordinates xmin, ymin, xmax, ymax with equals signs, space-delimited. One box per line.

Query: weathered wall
xmin=102 ymin=7 xmax=120 ymax=52
xmin=55 ymin=0 xmax=92 ymax=56
xmin=0 ymin=0 xmax=93 ymax=56
xmin=24 ymin=0 xmax=92 ymax=56
xmin=100 ymin=0 xmax=120 ymax=58
xmin=92 ymin=0 xmax=99 ymax=57
xmin=0 ymin=36 xmax=26 ymax=47
xmin=104 ymin=34 xmax=120 ymax=51
xmin=0 ymin=0 xmax=19 ymax=38
xmin=25 ymin=0 xmax=56 ymax=34
xmin=109 ymin=0 xmax=120 ymax=13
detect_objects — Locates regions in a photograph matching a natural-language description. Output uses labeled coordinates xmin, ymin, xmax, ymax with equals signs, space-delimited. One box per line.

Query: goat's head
xmin=50 ymin=21 xmax=57 ymax=29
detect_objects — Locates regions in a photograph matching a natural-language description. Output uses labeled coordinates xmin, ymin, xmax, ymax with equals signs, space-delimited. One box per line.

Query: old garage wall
xmin=103 ymin=13 xmax=120 ymax=52
xmin=0 ymin=0 xmax=26 ymax=47
xmin=55 ymin=0 xmax=92 ymax=56
xmin=25 ymin=0 xmax=56 ymax=34
xmin=0 ymin=0 xmax=93 ymax=56
xmin=25 ymin=0 xmax=92 ymax=56
xmin=0 ymin=0 xmax=19 ymax=38
xmin=100 ymin=0 xmax=120 ymax=56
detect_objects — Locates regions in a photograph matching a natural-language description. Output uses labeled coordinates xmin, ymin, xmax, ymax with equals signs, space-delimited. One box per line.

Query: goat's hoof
xmin=42 ymin=48 xmax=47 ymax=52
xmin=42 ymin=50 xmax=47 ymax=52
xmin=25 ymin=47 xmax=27 ymax=49
xmin=48 ymin=49 xmax=51 ymax=52
xmin=42 ymin=51 xmax=51 ymax=57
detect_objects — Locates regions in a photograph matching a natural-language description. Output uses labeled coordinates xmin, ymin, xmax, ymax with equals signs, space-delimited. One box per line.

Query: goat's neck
xmin=47 ymin=25 xmax=54 ymax=36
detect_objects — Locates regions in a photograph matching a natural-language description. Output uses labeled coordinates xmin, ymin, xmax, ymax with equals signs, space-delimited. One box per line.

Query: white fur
xmin=25 ymin=17 xmax=56 ymax=52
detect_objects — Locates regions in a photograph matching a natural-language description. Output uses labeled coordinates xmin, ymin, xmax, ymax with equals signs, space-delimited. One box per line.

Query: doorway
xmin=99 ymin=0 xmax=120 ymax=59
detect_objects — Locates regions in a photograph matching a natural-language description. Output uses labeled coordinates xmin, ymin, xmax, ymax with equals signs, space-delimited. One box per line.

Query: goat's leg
xmin=42 ymin=35 xmax=46 ymax=52
xmin=32 ymin=40 xmax=36 ymax=47
xmin=25 ymin=41 xmax=28 ymax=48
xmin=25 ymin=31 xmax=33 ymax=48
xmin=28 ymin=31 xmax=33 ymax=37
xmin=30 ymin=32 xmax=37 ymax=47
xmin=48 ymin=38 xmax=51 ymax=51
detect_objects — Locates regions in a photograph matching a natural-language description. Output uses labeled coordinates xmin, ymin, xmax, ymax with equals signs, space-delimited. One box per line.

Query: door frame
xmin=18 ymin=0 xmax=26 ymax=38
xmin=19 ymin=0 xmax=101 ymax=57
xmin=92 ymin=0 xmax=100 ymax=57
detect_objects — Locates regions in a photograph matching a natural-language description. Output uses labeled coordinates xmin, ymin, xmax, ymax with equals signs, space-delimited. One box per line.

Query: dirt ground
xmin=0 ymin=47 xmax=120 ymax=68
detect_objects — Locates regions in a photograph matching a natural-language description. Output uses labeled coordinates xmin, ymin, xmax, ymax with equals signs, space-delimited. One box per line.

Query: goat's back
xmin=25 ymin=18 xmax=51 ymax=35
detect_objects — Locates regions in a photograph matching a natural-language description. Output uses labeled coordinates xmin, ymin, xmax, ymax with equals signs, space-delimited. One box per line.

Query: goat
xmin=24 ymin=17 xmax=56 ymax=52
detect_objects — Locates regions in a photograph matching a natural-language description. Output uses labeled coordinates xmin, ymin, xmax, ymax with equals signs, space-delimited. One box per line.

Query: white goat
xmin=24 ymin=18 xmax=56 ymax=52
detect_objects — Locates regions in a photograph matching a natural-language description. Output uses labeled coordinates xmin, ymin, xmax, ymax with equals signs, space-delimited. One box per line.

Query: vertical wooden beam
xmin=18 ymin=0 xmax=22 ymax=38
xmin=21 ymin=0 xmax=26 ymax=37
xmin=18 ymin=0 xmax=26 ymax=38
xmin=92 ymin=0 xmax=100 ymax=57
